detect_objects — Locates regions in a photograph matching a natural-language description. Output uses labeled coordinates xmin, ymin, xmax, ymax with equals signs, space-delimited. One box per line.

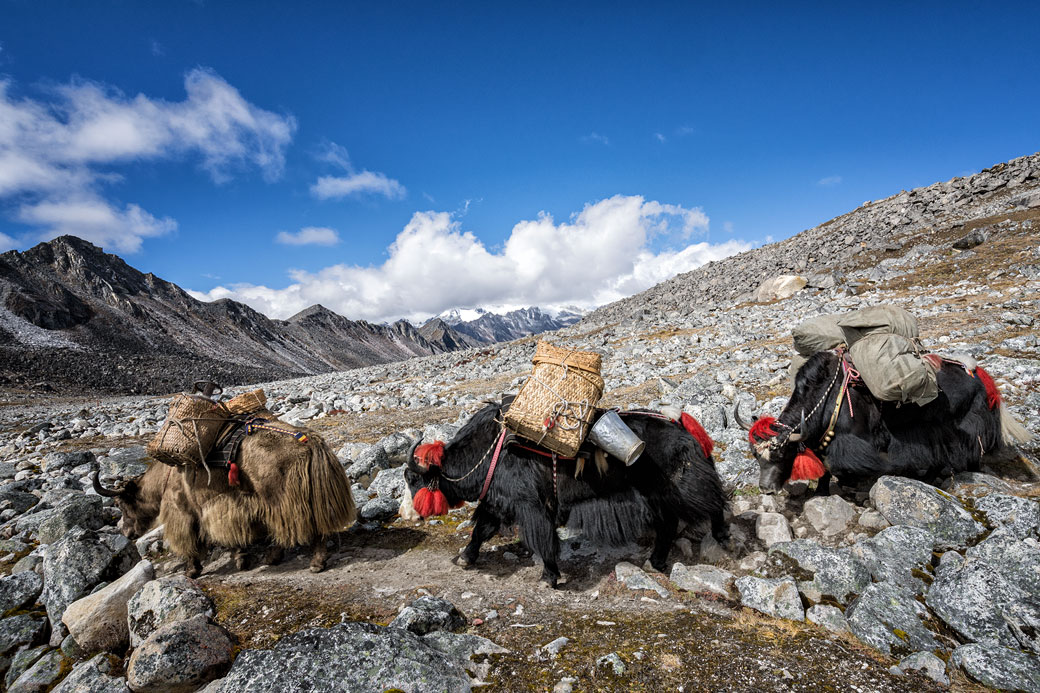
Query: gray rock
xmin=543 ymin=636 xmax=570 ymax=657
xmin=949 ymin=472 xmax=1014 ymax=497
xmin=421 ymin=630 xmax=507 ymax=683
xmin=756 ymin=512 xmax=792 ymax=547
xmin=7 ymin=649 xmax=67 ymax=693
xmin=770 ymin=540 xmax=870 ymax=604
xmin=714 ymin=451 xmax=759 ymax=491
xmin=207 ymin=621 xmax=499 ymax=692
xmin=869 ymin=476 xmax=986 ymax=549
xmin=63 ymin=559 xmax=154 ymax=655
xmin=379 ymin=432 xmax=417 ymax=465
xmin=345 ymin=445 xmax=390 ymax=481
xmin=5 ymin=645 xmax=48 ymax=689
xmin=52 ymin=653 xmax=131 ymax=693
xmin=898 ymin=651 xmax=949 ymax=686
xmin=126 ymin=615 xmax=234 ymax=693
xmin=849 ymin=525 xmax=935 ymax=595
xmin=951 ymin=642 xmax=1040 ymax=692
xmin=669 ymin=563 xmax=735 ymax=598
xmin=802 ymin=495 xmax=856 ymax=536
xmin=97 ymin=446 xmax=150 ymax=481
xmin=0 ymin=490 xmax=39 ymax=515
xmin=597 ymin=652 xmax=626 ymax=676
xmin=359 ymin=496 xmax=400 ymax=522
xmin=368 ymin=466 xmax=408 ymax=500
xmin=615 ymin=562 xmax=669 ymax=597
xmin=1003 ymin=600 xmax=1040 ymax=654
xmin=0 ymin=614 xmax=48 ymax=656
xmin=846 ymin=582 xmax=940 ymax=656
xmin=389 ymin=596 xmax=465 ymax=635
xmin=926 ymin=551 xmax=1025 ymax=647
xmin=0 ymin=571 xmax=44 ymax=615
xmin=806 ymin=605 xmax=850 ymax=634
xmin=857 ymin=509 xmax=890 ymax=529
xmin=734 ymin=576 xmax=804 ymax=621
xmin=952 ymin=228 xmax=989 ymax=249
xmin=966 ymin=530 xmax=1040 ymax=596
xmin=975 ymin=493 xmax=1040 ymax=539
xmin=41 ymin=451 xmax=95 ymax=473
xmin=41 ymin=527 xmax=140 ymax=629
xmin=127 ymin=576 xmax=215 ymax=648
xmin=36 ymin=494 xmax=106 ymax=544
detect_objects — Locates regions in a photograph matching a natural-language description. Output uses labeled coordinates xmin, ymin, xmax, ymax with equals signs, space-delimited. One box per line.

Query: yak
xmin=738 ymin=350 xmax=1032 ymax=494
xmin=402 ymin=400 xmax=728 ymax=588
xmin=93 ymin=421 xmax=356 ymax=576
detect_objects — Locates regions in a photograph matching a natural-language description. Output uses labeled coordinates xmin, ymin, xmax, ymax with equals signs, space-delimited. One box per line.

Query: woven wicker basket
xmin=225 ymin=389 xmax=267 ymax=416
xmin=147 ymin=393 xmax=230 ymax=467
xmin=504 ymin=341 xmax=604 ymax=457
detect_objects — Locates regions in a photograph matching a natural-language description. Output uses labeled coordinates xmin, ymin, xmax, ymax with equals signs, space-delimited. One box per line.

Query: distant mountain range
xmin=0 ymin=236 xmax=583 ymax=394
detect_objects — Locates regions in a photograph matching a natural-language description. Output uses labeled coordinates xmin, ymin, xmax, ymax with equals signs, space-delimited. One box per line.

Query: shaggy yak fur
xmin=95 ymin=421 xmax=356 ymax=576
xmin=403 ymin=400 xmax=728 ymax=588
xmin=742 ymin=351 xmax=1028 ymax=493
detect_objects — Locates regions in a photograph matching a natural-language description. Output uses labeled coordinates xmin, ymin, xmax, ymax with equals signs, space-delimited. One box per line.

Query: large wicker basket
xmin=147 ymin=393 xmax=230 ymax=467
xmin=504 ymin=341 xmax=604 ymax=457
xmin=225 ymin=388 xmax=267 ymax=416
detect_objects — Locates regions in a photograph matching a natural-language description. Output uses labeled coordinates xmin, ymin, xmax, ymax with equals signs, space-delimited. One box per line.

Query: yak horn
xmin=405 ymin=433 xmax=426 ymax=474
xmin=91 ymin=470 xmax=123 ymax=497
xmin=788 ymin=410 xmax=806 ymax=443
xmin=733 ymin=404 xmax=755 ymax=431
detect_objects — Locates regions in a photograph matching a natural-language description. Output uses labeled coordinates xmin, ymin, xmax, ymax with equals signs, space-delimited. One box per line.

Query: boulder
xmin=845 ymin=582 xmax=940 ymax=656
xmin=7 ymin=649 xmax=67 ymax=693
xmin=359 ymin=496 xmax=400 ymax=522
xmin=205 ymin=622 xmax=504 ymax=692
xmin=926 ymin=550 xmax=1027 ymax=647
xmin=52 ymin=653 xmax=131 ymax=693
xmin=5 ymin=645 xmax=48 ymax=689
xmin=669 ymin=563 xmax=735 ymax=599
xmin=755 ymin=275 xmax=807 ymax=302
xmin=950 ymin=642 xmax=1040 ymax=692
xmin=614 ymin=562 xmax=669 ymax=597
xmin=806 ymin=605 xmax=850 ymax=634
xmin=0 ymin=571 xmax=44 ymax=615
xmin=802 ymin=495 xmax=855 ymax=536
xmin=898 ymin=652 xmax=949 ymax=686
xmin=849 ymin=525 xmax=935 ymax=595
xmin=127 ymin=576 xmax=214 ymax=648
xmin=0 ymin=490 xmax=39 ymax=515
xmin=755 ymin=513 xmax=792 ymax=547
xmin=36 ymin=494 xmax=107 ymax=544
xmin=368 ymin=466 xmax=409 ymax=500
xmin=1003 ymin=600 xmax=1040 ymax=654
xmin=389 ymin=596 xmax=465 ymax=635
xmin=868 ymin=476 xmax=985 ymax=549
xmin=41 ymin=451 xmax=95 ymax=473
xmin=345 ymin=446 xmax=389 ymax=481
xmin=63 ymin=559 xmax=154 ymax=655
xmin=97 ymin=446 xmax=150 ymax=480
xmin=952 ymin=228 xmax=989 ymax=250
xmin=974 ymin=493 xmax=1040 ymax=540
xmin=966 ymin=530 xmax=1040 ymax=595
xmin=769 ymin=540 xmax=870 ymax=604
xmin=734 ymin=576 xmax=804 ymax=621
xmin=126 ymin=615 xmax=234 ymax=693
xmin=0 ymin=614 xmax=48 ymax=657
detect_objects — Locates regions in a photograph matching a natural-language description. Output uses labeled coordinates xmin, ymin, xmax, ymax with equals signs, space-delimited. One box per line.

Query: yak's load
xmin=791 ymin=305 xmax=939 ymax=406
xmin=504 ymin=340 xmax=605 ymax=457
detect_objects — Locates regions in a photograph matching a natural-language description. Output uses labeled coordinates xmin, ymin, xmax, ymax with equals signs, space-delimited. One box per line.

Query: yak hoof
xmin=309 ymin=559 xmax=326 ymax=573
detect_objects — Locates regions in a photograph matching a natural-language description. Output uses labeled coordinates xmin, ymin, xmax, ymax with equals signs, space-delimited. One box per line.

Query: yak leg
xmin=519 ymin=507 xmax=560 ymax=588
xmin=710 ymin=506 xmax=730 ymax=546
xmin=459 ymin=503 xmax=501 ymax=568
xmin=232 ymin=548 xmax=250 ymax=571
xmin=309 ymin=535 xmax=330 ymax=573
xmin=814 ymin=471 xmax=833 ymax=497
xmin=649 ymin=507 xmax=679 ymax=573
xmin=262 ymin=545 xmax=285 ymax=566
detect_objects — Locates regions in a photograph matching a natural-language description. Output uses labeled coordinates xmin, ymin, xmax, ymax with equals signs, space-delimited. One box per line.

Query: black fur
xmin=405 ymin=402 xmax=728 ymax=587
xmin=757 ymin=351 xmax=1004 ymax=491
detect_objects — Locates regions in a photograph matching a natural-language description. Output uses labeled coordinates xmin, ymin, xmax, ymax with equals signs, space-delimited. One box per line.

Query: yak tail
xmin=999 ymin=403 xmax=1032 ymax=446
xmin=268 ymin=434 xmax=357 ymax=546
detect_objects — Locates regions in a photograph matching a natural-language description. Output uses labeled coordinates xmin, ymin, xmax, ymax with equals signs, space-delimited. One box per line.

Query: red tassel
xmin=228 ymin=462 xmax=240 ymax=487
xmin=415 ymin=441 xmax=445 ymax=468
xmin=412 ymin=487 xmax=450 ymax=518
xmin=680 ymin=412 xmax=714 ymax=459
xmin=748 ymin=416 xmax=779 ymax=445
xmin=975 ymin=367 xmax=1002 ymax=410
xmin=789 ymin=448 xmax=826 ymax=481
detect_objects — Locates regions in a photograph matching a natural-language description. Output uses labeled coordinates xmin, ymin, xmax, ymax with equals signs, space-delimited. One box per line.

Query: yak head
xmin=735 ymin=405 xmax=806 ymax=493
xmin=402 ymin=434 xmax=452 ymax=520
xmin=92 ymin=469 xmax=158 ymax=539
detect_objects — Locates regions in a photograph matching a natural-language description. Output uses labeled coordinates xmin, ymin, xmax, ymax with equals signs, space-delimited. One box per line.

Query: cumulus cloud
xmin=192 ymin=195 xmax=749 ymax=323
xmin=276 ymin=226 xmax=340 ymax=246
xmin=581 ymin=132 xmax=610 ymax=145
xmin=654 ymin=132 xmax=666 ymax=143
xmin=817 ymin=175 xmax=842 ymax=187
xmin=0 ymin=69 xmax=296 ymax=251
xmin=311 ymin=171 xmax=406 ymax=200
xmin=0 ymin=231 xmax=16 ymax=253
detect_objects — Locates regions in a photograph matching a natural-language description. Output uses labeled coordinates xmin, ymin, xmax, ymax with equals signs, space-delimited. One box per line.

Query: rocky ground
xmin=0 ymin=155 xmax=1038 ymax=691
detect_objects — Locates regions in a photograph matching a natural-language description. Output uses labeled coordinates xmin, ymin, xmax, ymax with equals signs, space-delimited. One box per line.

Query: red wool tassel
xmin=748 ymin=416 xmax=779 ymax=445
xmin=789 ymin=448 xmax=826 ymax=482
xmin=415 ymin=441 xmax=445 ymax=468
xmin=227 ymin=462 xmax=240 ymax=487
xmin=680 ymin=412 xmax=714 ymax=459
xmin=412 ymin=487 xmax=450 ymax=518
xmin=975 ymin=367 xmax=1002 ymax=410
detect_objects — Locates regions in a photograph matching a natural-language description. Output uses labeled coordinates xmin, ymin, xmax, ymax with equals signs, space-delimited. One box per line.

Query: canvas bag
xmin=792 ymin=314 xmax=849 ymax=356
xmin=836 ymin=305 xmax=919 ymax=342
xmin=848 ymin=332 xmax=938 ymax=405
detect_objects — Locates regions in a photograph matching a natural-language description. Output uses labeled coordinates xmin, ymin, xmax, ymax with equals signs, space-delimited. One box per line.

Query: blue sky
xmin=1 ymin=2 xmax=1038 ymax=322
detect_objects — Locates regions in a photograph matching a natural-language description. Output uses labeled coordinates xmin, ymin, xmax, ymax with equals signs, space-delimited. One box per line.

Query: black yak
xmin=738 ymin=350 xmax=1031 ymax=493
xmin=402 ymin=400 xmax=728 ymax=588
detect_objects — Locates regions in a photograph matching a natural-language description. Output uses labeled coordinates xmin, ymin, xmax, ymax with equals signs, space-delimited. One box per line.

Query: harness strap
xmin=478 ymin=428 xmax=507 ymax=501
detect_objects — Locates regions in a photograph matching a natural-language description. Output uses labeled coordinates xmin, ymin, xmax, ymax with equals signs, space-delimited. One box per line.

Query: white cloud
xmin=0 ymin=69 xmax=296 ymax=251
xmin=311 ymin=171 xmax=406 ymax=200
xmin=817 ymin=175 xmax=842 ymax=187
xmin=0 ymin=231 xmax=16 ymax=253
xmin=581 ymin=132 xmax=610 ymax=145
xmin=150 ymin=39 xmax=164 ymax=57
xmin=654 ymin=132 xmax=666 ymax=143
xmin=276 ymin=226 xmax=340 ymax=246
xmin=192 ymin=195 xmax=749 ymax=323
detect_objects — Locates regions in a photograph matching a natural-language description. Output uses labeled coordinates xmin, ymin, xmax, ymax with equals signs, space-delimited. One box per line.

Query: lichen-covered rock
xmin=898 ymin=651 xmax=949 ymax=686
xmin=869 ymin=476 xmax=986 ymax=549
xmin=734 ymin=576 xmax=804 ymax=621
xmin=1003 ymin=600 xmax=1040 ymax=655
xmin=36 ymin=494 xmax=106 ymax=544
xmin=769 ymin=540 xmax=870 ymax=604
xmin=0 ymin=571 xmax=44 ymax=615
xmin=614 ymin=562 xmax=669 ymax=597
xmin=359 ymin=496 xmax=400 ymax=522
xmin=806 ymin=605 xmax=850 ymax=634
xmin=421 ymin=631 xmax=508 ymax=684
xmin=802 ymin=495 xmax=856 ymax=536
xmin=63 ymin=559 xmax=154 ymax=655
xmin=389 ymin=596 xmax=465 ymax=635
xmin=97 ymin=446 xmax=150 ymax=481
xmin=966 ymin=530 xmax=1040 ymax=596
xmin=925 ymin=554 xmax=1025 ymax=647
xmin=127 ymin=575 xmax=214 ymax=648
xmin=126 ymin=615 xmax=234 ymax=693
xmin=41 ymin=527 xmax=140 ymax=629
xmin=206 ymin=621 xmax=502 ymax=692
xmin=41 ymin=451 xmax=95 ymax=473
xmin=7 ymin=649 xmax=67 ymax=693
xmin=845 ymin=582 xmax=940 ymax=656
xmin=368 ymin=465 xmax=408 ymax=500
xmin=52 ymin=653 xmax=131 ymax=693
xmin=669 ymin=563 xmax=735 ymax=598
xmin=345 ymin=445 xmax=389 ymax=481
xmin=951 ymin=642 xmax=1040 ymax=692
xmin=975 ymin=493 xmax=1040 ymax=540
xmin=0 ymin=614 xmax=48 ymax=657
xmin=849 ymin=525 xmax=935 ymax=595
xmin=755 ymin=512 xmax=792 ymax=547
xmin=5 ymin=645 xmax=48 ymax=689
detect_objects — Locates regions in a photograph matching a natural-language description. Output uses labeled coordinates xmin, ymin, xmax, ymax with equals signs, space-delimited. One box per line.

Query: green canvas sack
xmin=792 ymin=314 xmax=848 ymax=356
xmin=848 ymin=332 xmax=938 ymax=405
xmin=836 ymin=305 xmax=919 ymax=341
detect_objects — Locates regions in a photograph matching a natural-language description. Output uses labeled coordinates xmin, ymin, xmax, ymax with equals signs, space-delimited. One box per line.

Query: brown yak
xmin=93 ymin=421 xmax=356 ymax=576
